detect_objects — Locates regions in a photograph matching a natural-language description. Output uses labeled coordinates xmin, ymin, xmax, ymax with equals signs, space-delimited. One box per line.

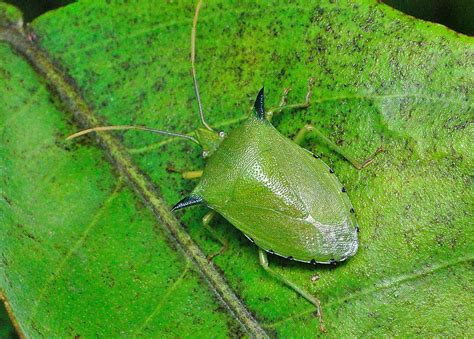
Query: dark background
xmin=4 ymin=0 xmax=474 ymax=35
xmin=1 ymin=0 xmax=472 ymax=337
xmin=384 ymin=0 xmax=473 ymax=35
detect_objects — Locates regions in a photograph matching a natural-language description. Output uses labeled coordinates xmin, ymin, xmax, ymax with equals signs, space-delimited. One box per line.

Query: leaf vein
xmin=29 ymin=179 xmax=124 ymax=322
xmin=128 ymin=93 xmax=468 ymax=155
xmin=133 ymin=262 xmax=190 ymax=337
xmin=264 ymin=254 xmax=474 ymax=328
xmin=0 ymin=25 xmax=269 ymax=337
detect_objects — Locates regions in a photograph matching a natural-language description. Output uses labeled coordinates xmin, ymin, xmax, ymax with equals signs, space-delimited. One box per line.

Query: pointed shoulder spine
xmin=254 ymin=87 xmax=265 ymax=120
xmin=171 ymin=194 xmax=203 ymax=211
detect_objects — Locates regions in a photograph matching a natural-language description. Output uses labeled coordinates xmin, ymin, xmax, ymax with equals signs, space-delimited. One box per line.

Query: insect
xmin=68 ymin=0 xmax=383 ymax=333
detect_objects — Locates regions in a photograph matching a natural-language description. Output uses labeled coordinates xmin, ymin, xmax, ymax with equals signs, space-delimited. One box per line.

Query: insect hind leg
xmin=258 ymin=249 xmax=326 ymax=333
xmin=294 ymin=124 xmax=384 ymax=170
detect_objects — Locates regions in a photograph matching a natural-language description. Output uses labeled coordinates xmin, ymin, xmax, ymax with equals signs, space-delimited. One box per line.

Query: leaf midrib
xmin=0 ymin=22 xmax=269 ymax=339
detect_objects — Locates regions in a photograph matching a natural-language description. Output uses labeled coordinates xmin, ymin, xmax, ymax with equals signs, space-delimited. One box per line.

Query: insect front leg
xmin=167 ymin=167 xmax=203 ymax=179
xmin=202 ymin=211 xmax=228 ymax=261
xmin=258 ymin=249 xmax=326 ymax=333
xmin=181 ymin=170 xmax=203 ymax=179
xmin=266 ymin=78 xmax=315 ymax=121
xmin=294 ymin=124 xmax=384 ymax=170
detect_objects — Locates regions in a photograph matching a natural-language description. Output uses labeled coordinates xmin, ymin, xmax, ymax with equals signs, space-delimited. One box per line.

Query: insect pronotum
xmin=68 ymin=0 xmax=383 ymax=333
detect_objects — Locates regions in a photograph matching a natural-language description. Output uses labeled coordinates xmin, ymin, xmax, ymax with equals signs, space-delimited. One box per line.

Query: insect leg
xmin=278 ymin=87 xmax=290 ymax=107
xmin=202 ymin=211 xmax=228 ymax=261
xmin=294 ymin=124 xmax=384 ymax=170
xmin=167 ymin=167 xmax=203 ymax=180
xmin=181 ymin=170 xmax=203 ymax=180
xmin=266 ymin=78 xmax=314 ymax=121
xmin=258 ymin=249 xmax=326 ymax=333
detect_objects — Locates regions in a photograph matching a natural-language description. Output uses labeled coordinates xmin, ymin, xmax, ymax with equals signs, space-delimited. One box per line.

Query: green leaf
xmin=1 ymin=1 xmax=472 ymax=337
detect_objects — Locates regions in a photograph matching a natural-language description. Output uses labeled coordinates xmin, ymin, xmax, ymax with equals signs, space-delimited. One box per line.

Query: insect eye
xmin=219 ymin=131 xmax=225 ymax=138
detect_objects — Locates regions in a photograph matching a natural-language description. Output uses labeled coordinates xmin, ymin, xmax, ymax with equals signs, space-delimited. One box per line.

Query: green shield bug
xmin=68 ymin=0 xmax=383 ymax=333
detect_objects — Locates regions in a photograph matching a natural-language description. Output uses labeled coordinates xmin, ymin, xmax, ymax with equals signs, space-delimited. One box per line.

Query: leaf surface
xmin=1 ymin=1 xmax=473 ymax=337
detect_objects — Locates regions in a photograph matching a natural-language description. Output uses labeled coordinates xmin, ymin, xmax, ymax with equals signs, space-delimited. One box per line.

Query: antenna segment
xmin=191 ymin=0 xmax=213 ymax=131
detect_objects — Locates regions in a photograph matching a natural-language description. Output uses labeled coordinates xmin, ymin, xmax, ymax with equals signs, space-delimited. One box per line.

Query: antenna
xmin=67 ymin=1 xmax=213 ymax=143
xmin=191 ymin=0 xmax=213 ymax=131
xmin=66 ymin=125 xmax=199 ymax=144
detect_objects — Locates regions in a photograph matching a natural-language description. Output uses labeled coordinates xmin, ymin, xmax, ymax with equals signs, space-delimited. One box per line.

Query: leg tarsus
xmin=206 ymin=240 xmax=228 ymax=262
xmin=202 ymin=211 xmax=228 ymax=261
xmin=279 ymin=87 xmax=290 ymax=107
xmin=266 ymin=77 xmax=315 ymax=121
xmin=304 ymin=77 xmax=315 ymax=104
xmin=295 ymin=124 xmax=384 ymax=170
xmin=258 ymin=249 xmax=327 ymax=333
xmin=353 ymin=145 xmax=385 ymax=170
